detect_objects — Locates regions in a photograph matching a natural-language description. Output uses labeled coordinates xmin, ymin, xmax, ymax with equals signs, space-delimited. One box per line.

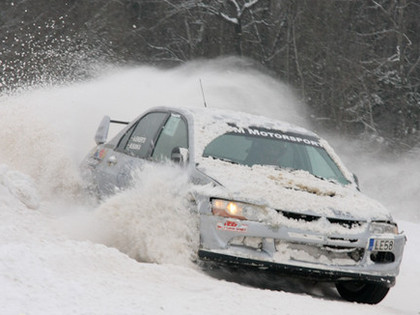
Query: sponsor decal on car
xmin=217 ymin=220 xmax=248 ymax=232
xmin=94 ymin=148 xmax=107 ymax=160
xmin=127 ymin=136 xmax=146 ymax=151
xmin=230 ymin=126 xmax=322 ymax=147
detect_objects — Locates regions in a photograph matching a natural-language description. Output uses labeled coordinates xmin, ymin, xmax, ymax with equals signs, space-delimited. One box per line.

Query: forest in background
xmin=1 ymin=0 xmax=419 ymax=152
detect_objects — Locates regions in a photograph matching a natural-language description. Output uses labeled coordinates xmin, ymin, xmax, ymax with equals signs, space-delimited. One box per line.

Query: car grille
xmin=229 ymin=210 xmax=367 ymax=266
xmin=279 ymin=210 xmax=364 ymax=229
xmin=275 ymin=240 xmax=365 ymax=266
xmin=229 ymin=236 xmax=365 ymax=266
xmin=229 ymin=209 xmax=367 ymax=266
xmin=274 ymin=210 xmax=366 ymax=265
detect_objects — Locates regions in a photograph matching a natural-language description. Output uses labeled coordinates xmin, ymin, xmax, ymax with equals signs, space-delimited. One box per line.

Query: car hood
xmin=197 ymin=158 xmax=391 ymax=221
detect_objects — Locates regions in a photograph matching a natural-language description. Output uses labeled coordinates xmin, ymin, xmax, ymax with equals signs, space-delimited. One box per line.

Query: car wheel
xmin=335 ymin=281 xmax=390 ymax=304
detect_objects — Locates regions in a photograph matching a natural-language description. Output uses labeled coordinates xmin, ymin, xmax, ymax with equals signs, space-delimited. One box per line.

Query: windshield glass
xmin=202 ymin=129 xmax=349 ymax=185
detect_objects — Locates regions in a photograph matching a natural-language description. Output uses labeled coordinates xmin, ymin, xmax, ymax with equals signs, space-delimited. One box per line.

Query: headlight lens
xmin=211 ymin=199 xmax=267 ymax=221
xmin=369 ymin=222 xmax=398 ymax=234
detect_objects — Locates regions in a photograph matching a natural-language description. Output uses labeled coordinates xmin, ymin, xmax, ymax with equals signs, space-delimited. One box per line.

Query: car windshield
xmin=202 ymin=129 xmax=350 ymax=185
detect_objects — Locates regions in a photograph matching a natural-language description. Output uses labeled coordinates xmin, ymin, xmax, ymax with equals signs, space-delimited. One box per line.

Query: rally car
xmin=81 ymin=106 xmax=406 ymax=304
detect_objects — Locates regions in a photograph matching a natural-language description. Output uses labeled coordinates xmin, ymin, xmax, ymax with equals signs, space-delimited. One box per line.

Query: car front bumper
xmin=198 ymin=249 xmax=396 ymax=286
xmin=199 ymin=214 xmax=406 ymax=287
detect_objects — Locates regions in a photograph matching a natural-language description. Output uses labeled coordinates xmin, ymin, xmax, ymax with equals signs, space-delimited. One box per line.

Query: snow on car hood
xmin=197 ymin=158 xmax=391 ymax=221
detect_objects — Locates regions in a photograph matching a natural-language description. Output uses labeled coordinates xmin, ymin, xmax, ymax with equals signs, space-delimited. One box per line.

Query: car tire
xmin=335 ymin=281 xmax=390 ymax=304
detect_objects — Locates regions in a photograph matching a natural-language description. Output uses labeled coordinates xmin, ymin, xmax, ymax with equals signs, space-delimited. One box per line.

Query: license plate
xmin=368 ymin=239 xmax=394 ymax=252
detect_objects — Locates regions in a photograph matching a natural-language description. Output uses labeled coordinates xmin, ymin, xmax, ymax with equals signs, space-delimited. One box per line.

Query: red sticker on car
xmin=217 ymin=220 xmax=248 ymax=232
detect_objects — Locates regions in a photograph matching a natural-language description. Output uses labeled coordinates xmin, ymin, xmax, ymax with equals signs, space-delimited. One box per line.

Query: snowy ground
xmin=0 ymin=60 xmax=419 ymax=314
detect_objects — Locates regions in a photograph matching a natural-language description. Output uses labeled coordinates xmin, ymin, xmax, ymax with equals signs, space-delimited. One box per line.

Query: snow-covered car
xmin=81 ymin=106 xmax=406 ymax=304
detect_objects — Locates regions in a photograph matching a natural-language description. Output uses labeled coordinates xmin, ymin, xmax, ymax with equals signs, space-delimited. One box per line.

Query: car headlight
xmin=369 ymin=221 xmax=398 ymax=234
xmin=211 ymin=199 xmax=267 ymax=221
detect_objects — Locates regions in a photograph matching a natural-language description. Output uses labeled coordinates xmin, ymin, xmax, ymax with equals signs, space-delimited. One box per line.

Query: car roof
xmin=151 ymin=106 xmax=320 ymax=139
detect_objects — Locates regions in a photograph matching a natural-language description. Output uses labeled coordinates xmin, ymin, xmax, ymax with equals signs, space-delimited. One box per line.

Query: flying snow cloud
xmin=0 ymin=57 xmax=419 ymax=314
xmin=94 ymin=164 xmax=199 ymax=265
xmin=0 ymin=57 xmax=311 ymax=263
xmin=0 ymin=56 xmax=418 ymax=230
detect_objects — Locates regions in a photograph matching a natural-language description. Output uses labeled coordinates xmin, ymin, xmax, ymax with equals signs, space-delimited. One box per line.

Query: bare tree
xmin=1 ymin=0 xmax=419 ymax=151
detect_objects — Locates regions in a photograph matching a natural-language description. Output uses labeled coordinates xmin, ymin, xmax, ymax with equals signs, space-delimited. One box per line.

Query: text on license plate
xmin=368 ymin=239 xmax=394 ymax=251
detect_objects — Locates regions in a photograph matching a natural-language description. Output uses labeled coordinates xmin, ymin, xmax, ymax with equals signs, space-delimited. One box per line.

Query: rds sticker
xmin=217 ymin=220 xmax=248 ymax=232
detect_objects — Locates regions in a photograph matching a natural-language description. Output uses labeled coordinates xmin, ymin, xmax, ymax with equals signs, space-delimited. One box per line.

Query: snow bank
xmin=0 ymin=164 xmax=39 ymax=210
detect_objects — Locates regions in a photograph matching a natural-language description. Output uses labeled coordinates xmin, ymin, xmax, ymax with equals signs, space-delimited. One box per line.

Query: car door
xmin=95 ymin=111 xmax=169 ymax=195
xmin=151 ymin=112 xmax=189 ymax=163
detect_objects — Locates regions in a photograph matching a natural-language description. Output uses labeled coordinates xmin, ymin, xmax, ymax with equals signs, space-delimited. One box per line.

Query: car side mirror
xmin=95 ymin=115 xmax=111 ymax=145
xmin=171 ymin=147 xmax=189 ymax=166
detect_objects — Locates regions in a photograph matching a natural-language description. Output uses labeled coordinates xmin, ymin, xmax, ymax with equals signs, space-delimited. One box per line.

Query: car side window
xmin=152 ymin=114 xmax=188 ymax=161
xmin=117 ymin=112 xmax=168 ymax=158
xmin=116 ymin=124 xmax=136 ymax=151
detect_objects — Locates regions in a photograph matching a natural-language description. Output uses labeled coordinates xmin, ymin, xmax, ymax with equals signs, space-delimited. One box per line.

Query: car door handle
xmin=107 ymin=155 xmax=117 ymax=166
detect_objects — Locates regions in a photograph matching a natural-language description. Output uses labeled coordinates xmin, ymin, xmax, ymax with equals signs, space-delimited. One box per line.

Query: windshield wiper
xmin=205 ymin=155 xmax=240 ymax=165
xmin=308 ymin=173 xmax=344 ymax=185
xmin=274 ymin=165 xmax=297 ymax=172
xmin=276 ymin=167 xmax=339 ymax=185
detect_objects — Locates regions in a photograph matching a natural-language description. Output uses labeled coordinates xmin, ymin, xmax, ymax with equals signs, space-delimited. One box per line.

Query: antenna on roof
xmin=199 ymin=79 xmax=208 ymax=108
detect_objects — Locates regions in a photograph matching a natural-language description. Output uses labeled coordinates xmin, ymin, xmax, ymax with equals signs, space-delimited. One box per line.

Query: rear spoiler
xmin=95 ymin=115 xmax=129 ymax=145
xmin=110 ymin=119 xmax=129 ymax=125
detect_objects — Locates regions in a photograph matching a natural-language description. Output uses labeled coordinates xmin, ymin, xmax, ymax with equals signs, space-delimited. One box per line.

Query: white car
xmin=81 ymin=106 xmax=406 ymax=304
